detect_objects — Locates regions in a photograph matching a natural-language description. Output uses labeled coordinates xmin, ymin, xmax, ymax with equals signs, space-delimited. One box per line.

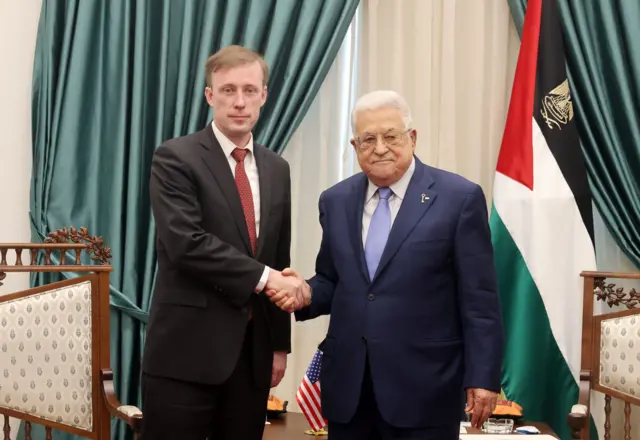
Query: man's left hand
xmin=464 ymin=388 xmax=498 ymax=428
xmin=271 ymin=351 xmax=287 ymax=388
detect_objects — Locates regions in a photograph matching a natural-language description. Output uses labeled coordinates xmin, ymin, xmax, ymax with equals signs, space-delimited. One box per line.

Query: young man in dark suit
xmin=141 ymin=45 xmax=305 ymax=440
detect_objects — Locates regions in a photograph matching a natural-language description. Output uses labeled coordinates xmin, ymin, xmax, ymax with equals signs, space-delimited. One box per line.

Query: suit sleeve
xmin=149 ymin=144 xmax=264 ymax=308
xmin=295 ymin=193 xmax=338 ymax=321
xmin=266 ymin=161 xmax=292 ymax=353
xmin=454 ymin=184 xmax=504 ymax=392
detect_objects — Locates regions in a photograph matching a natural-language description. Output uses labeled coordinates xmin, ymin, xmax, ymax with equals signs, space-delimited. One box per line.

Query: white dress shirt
xmin=362 ymin=157 xmax=416 ymax=245
xmin=211 ymin=122 xmax=270 ymax=292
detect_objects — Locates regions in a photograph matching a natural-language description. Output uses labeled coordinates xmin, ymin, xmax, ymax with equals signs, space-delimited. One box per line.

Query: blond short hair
xmin=204 ymin=45 xmax=269 ymax=88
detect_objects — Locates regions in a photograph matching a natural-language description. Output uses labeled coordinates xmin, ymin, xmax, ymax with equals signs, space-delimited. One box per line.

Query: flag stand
xmin=303 ymin=427 xmax=328 ymax=436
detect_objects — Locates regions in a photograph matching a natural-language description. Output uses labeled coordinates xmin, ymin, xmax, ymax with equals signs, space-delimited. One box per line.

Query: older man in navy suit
xmin=268 ymin=90 xmax=504 ymax=440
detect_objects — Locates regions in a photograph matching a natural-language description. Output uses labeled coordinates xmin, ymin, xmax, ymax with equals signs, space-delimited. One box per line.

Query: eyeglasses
xmin=355 ymin=129 xmax=410 ymax=150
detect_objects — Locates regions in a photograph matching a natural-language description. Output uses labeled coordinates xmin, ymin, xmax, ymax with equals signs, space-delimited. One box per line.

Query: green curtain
xmin=27 ymin=0 xmax=358 ymax=439
xmin=508 ymin=0 xmax=640 ymax=269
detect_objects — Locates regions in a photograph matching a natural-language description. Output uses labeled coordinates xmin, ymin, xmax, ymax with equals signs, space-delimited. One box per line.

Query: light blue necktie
xmin=364 ymin=187 xmax=392 ymax=280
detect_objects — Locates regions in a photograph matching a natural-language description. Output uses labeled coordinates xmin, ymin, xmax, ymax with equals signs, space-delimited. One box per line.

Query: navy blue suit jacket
xmin=295 ymin=157 xmax=503 ymax=428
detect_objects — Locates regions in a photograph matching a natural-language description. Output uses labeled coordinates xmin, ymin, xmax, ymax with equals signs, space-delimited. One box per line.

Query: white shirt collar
xmin=365 ymin=156 xmax=416 ymax=203
xmin=211 ymin=120 xmax=254 ymax=158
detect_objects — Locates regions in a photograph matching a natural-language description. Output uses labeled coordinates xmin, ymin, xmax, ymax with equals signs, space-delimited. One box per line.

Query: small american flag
xmin=296 ymin=349 xmax=327 ymax=431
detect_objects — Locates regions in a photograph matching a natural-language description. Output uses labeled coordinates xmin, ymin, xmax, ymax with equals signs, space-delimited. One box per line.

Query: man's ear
xmin=409 ymin=129 xmax=417 ymax=149
xmin=204 ymin=87 xmax=214 ymax=107
xmin=261 ymin=86 xmax=268 ymax=107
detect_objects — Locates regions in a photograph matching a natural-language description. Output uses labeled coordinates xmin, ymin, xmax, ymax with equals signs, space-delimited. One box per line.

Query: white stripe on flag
xmin=297 ymin=377 xmax=324 ymax=430
xmin=296 ymin=389 xmax=323 ymax=430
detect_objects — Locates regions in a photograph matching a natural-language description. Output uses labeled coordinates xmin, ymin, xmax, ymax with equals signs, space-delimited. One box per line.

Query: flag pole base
xmin=303 ymin=428 xmax=328 ymax=436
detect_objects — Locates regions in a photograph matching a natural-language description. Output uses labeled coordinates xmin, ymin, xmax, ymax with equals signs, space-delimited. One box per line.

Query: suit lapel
xmin=373 ymin=160 xmax=437 ymax=281
xmin=254 ymin=145 xmax=271 ymax=259
xmin=198 ymin=126 xmax=252 ymax=255
xmin=346 ymin=174 xmax=371 ymax=283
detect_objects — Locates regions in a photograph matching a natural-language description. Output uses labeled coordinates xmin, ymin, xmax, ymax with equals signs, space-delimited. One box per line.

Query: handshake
xmin=264 ymin=268 xmax=311 ymax=313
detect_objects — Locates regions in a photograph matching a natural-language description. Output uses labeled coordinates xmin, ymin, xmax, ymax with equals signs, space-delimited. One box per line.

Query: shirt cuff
xmin=255 ymin=266 xmax=270 ymax=293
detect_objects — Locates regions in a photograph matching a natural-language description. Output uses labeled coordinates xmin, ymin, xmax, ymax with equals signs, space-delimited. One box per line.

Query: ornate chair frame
xmin=568 ymin=271 xmax=640 ymax=440
xmin=0 ymin=228 xmax=142 ymax=439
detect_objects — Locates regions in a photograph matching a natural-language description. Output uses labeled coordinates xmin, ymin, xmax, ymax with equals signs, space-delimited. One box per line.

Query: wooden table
xmin=263 ymin=413 xmax=559 ymax=439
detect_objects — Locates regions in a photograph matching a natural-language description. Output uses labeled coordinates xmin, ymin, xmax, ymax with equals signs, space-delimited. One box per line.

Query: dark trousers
xmin=328 ymin=359 xmax=459 ymax=440
xmin=140 ymin=322 xmax=270 ymax=440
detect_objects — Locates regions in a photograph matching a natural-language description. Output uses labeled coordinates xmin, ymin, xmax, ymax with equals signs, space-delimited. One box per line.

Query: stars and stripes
xmin=296 ymin=349 xmax=327 ymax=431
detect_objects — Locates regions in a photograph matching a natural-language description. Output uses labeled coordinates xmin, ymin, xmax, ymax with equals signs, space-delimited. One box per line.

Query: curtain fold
xmin=28 ymin=1 xmax=358 ymax=439
xmin=507 ymin=0 xmax=640 ymax=269
xmin=253 ymin=1 xmax=359 ymax=151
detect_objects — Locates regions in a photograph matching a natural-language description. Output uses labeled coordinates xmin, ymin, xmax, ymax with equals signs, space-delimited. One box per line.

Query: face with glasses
xmin=204 ymin=61 xmax=267 ymax=144
xmin=351 ymin=107 xmax=417 ymax=187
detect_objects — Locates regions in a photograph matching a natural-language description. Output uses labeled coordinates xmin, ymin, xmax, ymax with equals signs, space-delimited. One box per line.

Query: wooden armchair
xmin=568 ymin=271 xmax=640 ymax=439
xmin=0 ymin=228 xmax=142 ymax=439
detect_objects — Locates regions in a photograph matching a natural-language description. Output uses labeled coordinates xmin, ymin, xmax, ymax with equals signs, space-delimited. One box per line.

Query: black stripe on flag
xmin=533 ymin=0 xmax=594 ymax=244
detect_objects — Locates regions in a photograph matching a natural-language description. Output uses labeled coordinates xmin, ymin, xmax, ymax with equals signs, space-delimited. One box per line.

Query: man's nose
xmin=233 ymin=92 xmax=246 ymax=108
xmin=373 ymin=140 xmax=389 ymax=156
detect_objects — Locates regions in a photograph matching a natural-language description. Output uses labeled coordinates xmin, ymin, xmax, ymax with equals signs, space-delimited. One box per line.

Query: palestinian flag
xmin=489 ymin=0 xmax=599 ymax=438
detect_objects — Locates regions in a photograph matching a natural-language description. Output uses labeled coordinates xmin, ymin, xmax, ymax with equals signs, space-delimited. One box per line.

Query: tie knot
xmin=378 ymin=187 xmax=392 ymax=200
xmin=231 ymin=148 xmax=249 ymax=163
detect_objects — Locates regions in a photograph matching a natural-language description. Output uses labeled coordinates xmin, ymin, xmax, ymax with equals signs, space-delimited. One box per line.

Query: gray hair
xmin=350 ymin=90 xmax=412 ymax=134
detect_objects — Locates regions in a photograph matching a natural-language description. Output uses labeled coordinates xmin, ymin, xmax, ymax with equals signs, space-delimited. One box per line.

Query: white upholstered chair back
xmin=0 ymin=232 xmax=142 ymax=439
xmin=597 ymin=312 xmax=640 ymax=400
xmin=1 ymin=279 xmax=94 ymax=432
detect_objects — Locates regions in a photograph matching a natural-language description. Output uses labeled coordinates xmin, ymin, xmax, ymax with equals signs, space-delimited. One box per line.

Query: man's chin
xmin=371 ymin=164 xmax=395 ymax=175
xmin=221 ymin=120 xmax=252 ymax=135
xmin=229 ymin=119 xmax=253 ymax=131
xmin=367 ymin=173 xmax=395 ymax=187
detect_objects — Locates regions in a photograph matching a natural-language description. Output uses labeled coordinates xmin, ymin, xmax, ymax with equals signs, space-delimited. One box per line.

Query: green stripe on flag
xmin=490 ymin=204 xmax=597 ymax=440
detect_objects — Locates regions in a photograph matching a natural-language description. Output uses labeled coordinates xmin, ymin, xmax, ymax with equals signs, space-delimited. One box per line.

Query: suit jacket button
xmin=367 ymin=293 xmax=375 ymax=301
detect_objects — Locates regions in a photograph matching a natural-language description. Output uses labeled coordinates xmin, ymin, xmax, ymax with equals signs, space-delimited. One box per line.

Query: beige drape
xmin=0 ymin=1 xmax=42 ymax=438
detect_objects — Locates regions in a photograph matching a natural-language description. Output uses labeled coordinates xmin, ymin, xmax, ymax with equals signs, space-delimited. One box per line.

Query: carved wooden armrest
xmin=101 ymin=369 xmax=143 ymax=432
xmin=567 ymin=371 xmax=590 ymax=438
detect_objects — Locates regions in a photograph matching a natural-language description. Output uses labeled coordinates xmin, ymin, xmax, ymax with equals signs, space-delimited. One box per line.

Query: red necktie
xmin=231 ymin=148 xmax=257 ymax=256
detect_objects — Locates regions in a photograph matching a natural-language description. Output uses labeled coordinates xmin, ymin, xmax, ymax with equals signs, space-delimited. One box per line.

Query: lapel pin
xmin=421 ymin=194 xmax=429 ymax=203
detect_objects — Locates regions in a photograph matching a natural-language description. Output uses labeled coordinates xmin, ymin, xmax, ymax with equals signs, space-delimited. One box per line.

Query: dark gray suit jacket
xmin=143 ymin=124 xmax=292 ymax=388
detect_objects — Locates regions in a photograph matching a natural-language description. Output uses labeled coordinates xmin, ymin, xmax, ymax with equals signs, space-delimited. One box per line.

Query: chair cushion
xmin=599 ymin=314 xmax=640 ymax=399
xmin=0 ymin=280 xmax=93 ymax=431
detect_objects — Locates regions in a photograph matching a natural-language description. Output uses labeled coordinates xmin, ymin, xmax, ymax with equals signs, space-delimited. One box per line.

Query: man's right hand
xmin=265 ymin=268 xmax=310 ymax=312
xmin=265 ymin=269 xmax=304 ymax=312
